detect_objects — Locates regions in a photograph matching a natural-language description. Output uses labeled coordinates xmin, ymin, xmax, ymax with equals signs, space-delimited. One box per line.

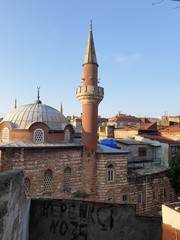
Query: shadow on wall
xmin=29 ymin=199 xmax=162 ymax=240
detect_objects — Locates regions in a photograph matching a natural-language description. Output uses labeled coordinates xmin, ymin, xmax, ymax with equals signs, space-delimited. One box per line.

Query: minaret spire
xmin=14 ymin=98 xmax=17 ymax=109
xmin=60 ymin=102 xmax=63 ymax=114
xmin=83 ymin=21 xmax=97 ymax=65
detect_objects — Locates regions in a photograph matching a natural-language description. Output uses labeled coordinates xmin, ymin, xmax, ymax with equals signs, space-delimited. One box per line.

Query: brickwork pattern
xmin=1 ymin=147 xmax=83 ymax=199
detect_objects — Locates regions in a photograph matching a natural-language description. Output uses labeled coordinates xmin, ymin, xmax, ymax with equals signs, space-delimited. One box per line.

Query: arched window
xmin=24 ymin=178 xmax=30 ymax=195
xmin=64 ymin=167 xmax=71 ymax=192
xmin=64 ymin=129 xmax=70 ymax=142
xmin=2 ymin=127 xmax=9 ymax=142
xmin=107 ymin=164 xmax=115 ymax=182
xmin=44 ymin=169 xmax=52 ymax=193
xmin=33 ymin=128 xmax=44 ymax=143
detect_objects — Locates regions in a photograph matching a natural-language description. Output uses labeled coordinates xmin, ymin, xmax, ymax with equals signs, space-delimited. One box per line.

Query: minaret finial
xmin=36 ymin=86 xmax=42 ymax=104
xmin=90 ymin=20 xmax=92 ymax=31
xmin=60 ymin=102 xmax=63 ymax=114
xmin=14 ymin=98 xmax=17 ymax=109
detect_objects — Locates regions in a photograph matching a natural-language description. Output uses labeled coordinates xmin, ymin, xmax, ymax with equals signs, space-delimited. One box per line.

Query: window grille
xmin=139 ymin=192 xmax=144 ymax=204
xmin=33 ymin=129 xmax=44 ymax=143
xmin=64 ymin=167 xmax=71 ymax=192
xmin=107 ymin=164 xmax=114 ymax=182
xmin=122 ymin=194 xmax=128 ymax=202
xmin=2 ymin=127 xmax=9 ymax=142
xmin=44 ymin=169 xmax=52 ymax=193
xmin=64 ymin=129 xmax=70 ymax=142
xmin=24 ymin=178 xmax=30 ymax=195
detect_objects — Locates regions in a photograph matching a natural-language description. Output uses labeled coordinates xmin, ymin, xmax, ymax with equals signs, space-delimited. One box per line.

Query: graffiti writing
xmin=41 ymin=201 xmax=114 ymax=239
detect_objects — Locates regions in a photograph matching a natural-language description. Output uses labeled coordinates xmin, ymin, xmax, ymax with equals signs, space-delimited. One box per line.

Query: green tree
xmin=167 ymin=155 xmax=180 ymax=195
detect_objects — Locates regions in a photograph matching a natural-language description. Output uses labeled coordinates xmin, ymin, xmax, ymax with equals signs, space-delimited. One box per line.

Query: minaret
xmin=76 ymin=22 xmax=104 ymax=152
xmin=14 ymin=98 xmax=17 ymax=109
xmin=60 ymin=102 xmax=63 ymax=114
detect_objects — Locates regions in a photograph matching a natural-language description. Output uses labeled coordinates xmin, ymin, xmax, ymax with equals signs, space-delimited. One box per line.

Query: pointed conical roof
xmin=83 ymin=22 xmax=97 ymax=64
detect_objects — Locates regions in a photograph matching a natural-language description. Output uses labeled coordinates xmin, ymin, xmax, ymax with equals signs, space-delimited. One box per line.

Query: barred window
xmin=64 ymin=129 xmax=70 ymax=142
xmin=33 ymin=129 xmax=44 ymax=143
xmin=64 ymin=167 xmax=71 ymax=192
xmin=107 ymin=164 xmax=115 ymax=182
xmin=122 ymin=194 xmax=128 ymax=202
xmin=139 ymin=192 xmax=144 ymax=204
xmin=44 ymin=169 xmax=52 ymax=193
xmin=24 ymin=178 xmax=30 ymax=195
xmin=2 ymin=127 xmax=9 ymax=142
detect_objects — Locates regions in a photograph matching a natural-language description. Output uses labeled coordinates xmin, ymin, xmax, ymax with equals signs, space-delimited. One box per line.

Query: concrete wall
xmin=29 ymin=199 xmax=162 ymax=240
xmin=0 ymin=169 xmax=30 ymax=240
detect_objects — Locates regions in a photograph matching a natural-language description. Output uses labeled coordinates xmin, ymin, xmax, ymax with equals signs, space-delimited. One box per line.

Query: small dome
xmin=1 ymin=103 xmax=69 ymax=131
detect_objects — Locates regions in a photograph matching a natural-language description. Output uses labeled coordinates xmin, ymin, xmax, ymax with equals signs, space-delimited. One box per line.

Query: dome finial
xmin=36 ymin=86 xmax=42 ymax=104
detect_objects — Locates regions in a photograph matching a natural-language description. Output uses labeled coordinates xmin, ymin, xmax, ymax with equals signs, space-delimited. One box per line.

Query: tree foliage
xmin=167 ymin=155 xmax=180 ymax=194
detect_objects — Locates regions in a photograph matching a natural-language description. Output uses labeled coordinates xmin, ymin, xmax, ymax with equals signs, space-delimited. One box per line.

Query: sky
xmin=0 ymin=0 xmax=179 ymax=118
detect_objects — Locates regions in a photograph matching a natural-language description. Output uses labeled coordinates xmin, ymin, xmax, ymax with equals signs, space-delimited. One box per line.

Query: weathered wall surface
xmin=29 ymin=199 xmax=162 ymax=240
xmin=0 ymin=169 xmax=30 ymax=240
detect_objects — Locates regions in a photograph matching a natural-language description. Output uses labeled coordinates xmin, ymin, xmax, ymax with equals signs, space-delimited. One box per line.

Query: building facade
xmin=0 ymin=23 xmax=176 ymax=216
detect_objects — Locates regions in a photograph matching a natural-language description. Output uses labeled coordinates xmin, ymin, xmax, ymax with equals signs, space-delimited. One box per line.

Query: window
xmin=64 ymin=129 xmax=70 ymax=142
xmin=64 ymin=167 xmax=71 ymax=192
xmin=33 ymin=129 xmax=44 ymax=143
xmin=122 ymin=194 xmax=128 ymax=202
xmin=44 ymin=169 xmax=52 ymax=193
xmin=163 ymin=189 xmax=167 ymax=198
xmin=139 ymin=193 xmax=144 ymax=204
xmin=24 ymin=178 xmax=30 ymax=195
xmin=138 ymin=147 xmax=147 ymax=156
xmin=107 ymin=164 xmax=114 ymax=182
xmin=153 ymin=191 xmax=157 ymax=200
xmin=2 ymin=127 xmax=9 ymax=142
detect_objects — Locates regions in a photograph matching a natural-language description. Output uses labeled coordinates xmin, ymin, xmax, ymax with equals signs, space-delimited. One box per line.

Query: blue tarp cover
xmin=100 ymin=139 xmax=117 ymax=148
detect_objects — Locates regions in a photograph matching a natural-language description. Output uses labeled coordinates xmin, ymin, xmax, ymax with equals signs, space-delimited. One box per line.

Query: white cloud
xmin=115 ymin=53 xmax=141 ymax=64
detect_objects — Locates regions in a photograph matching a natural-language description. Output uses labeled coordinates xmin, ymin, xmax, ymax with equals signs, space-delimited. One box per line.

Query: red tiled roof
xmin=115 ymin=126 xmax=139 ymax=131
xmin=159 ymin=125 xmax=180 ymax=132
xmin=108 ymin=117 xmax=141 ymax=123
xmin=139 ymin=122 xmax=157 ymax=131
xmin=139 ymin=134 xmax=180 ymax=145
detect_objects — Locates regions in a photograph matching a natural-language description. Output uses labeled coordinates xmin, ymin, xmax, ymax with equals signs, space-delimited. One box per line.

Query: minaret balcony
xmin=76 ymin=85 xmax=104 ymax=104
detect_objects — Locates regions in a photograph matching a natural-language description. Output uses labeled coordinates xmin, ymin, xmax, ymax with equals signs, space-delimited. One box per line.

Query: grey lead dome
xmin=1 ymin=103 xmax=68 ymax=130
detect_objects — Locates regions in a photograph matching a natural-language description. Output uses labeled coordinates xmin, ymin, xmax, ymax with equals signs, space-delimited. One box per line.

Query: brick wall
xmin=96 ymin=153 xmax=128 ymax=201
xmin=1 ymin=146 xmax=83 ymax=198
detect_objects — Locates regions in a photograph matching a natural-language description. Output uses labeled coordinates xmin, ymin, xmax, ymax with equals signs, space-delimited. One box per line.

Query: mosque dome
xmin=1 ymin=102 xmax=69 ymax=131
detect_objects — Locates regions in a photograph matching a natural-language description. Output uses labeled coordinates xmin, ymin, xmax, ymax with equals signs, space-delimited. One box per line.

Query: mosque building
xmin=0 ymin=24 xmax=175 ymax=215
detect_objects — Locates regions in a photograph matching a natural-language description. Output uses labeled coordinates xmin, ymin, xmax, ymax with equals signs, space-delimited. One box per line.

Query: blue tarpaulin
xmin=100 ymin=139 xmax=117 ymax=149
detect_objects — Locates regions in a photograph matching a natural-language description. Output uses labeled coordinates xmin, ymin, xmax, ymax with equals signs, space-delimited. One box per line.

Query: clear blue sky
xmin=0 ymin=0 xmax=179 ymax=118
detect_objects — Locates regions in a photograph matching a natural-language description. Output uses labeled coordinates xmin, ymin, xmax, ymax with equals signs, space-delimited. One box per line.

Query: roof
xmin=0 ymin=141 xmax=83 ymax=148
xmin=130 ymin=165 xmax=167 ymax=176
xmin=159 ymin=125 xmax=180 ymax=132
xmin=83 ymin=22 xmax=97 ymax=65
xmin=97 ymin=144 xmax=129 ymax=154
xmin=139 ymin=134 xmax=180 ymax=146
xmin=114 ymin=126 xmax=139 ymax=131
xmin=115 ymin=139 xmax=148 ymax=146
xmin=1 ymin=103 xmax=68 ymax=131
xmin=139 ymin=122 xmax=157 ymax=131
xmin=108 ymin=116 xmax=141 ymax=123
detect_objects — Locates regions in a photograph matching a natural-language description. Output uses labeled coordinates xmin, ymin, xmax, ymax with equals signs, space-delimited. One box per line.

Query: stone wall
xmin=29 ymin=199 xmax=162 ymax=240
xmin=1 ymin=146 xmax=83 ymax=198
xmin=0 ymin=169 xmax=30 ymax=240
xmin=96 ymin=153 xmax=128 ymax=201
